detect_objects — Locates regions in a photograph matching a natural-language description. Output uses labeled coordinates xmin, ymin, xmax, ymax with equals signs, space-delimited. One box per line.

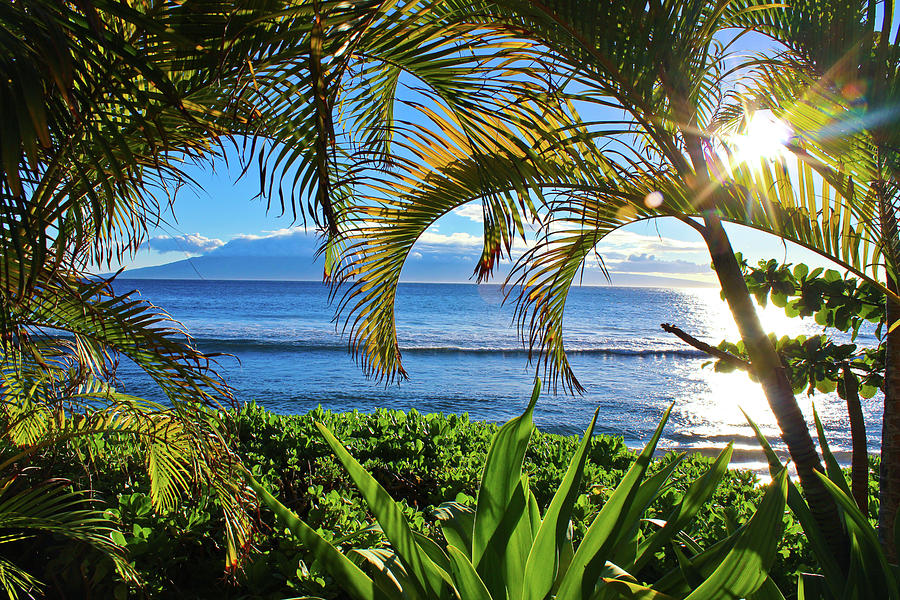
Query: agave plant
xmin=747 ymin=406 xmax=898 ymax=600
xmin=250 ymin=381 xmax=789 ymax=599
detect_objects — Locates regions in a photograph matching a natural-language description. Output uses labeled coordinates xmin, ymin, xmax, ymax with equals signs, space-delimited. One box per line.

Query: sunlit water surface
xmin=114 ymin=280 xmax=882 ymax=470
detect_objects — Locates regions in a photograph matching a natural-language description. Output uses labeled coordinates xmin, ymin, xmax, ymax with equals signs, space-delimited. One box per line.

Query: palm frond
xmin=0 ymin=481 xmax=138 ymax=599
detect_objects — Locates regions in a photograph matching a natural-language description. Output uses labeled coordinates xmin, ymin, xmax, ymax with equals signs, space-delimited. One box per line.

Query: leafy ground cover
xmin=15 ymin=404 xmax=878 ymax=598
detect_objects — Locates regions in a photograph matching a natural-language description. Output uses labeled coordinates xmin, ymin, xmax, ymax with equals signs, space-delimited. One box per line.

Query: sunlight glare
xmin=731 ymin=110 xmax=792 ymax=165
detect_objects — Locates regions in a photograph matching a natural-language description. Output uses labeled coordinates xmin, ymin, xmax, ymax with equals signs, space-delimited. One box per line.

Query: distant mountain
xmin=116 ymin=228 xmax=715 ymax=286
xmin=118 ymin=254 xmax=714 ymax=287
xmin=117 ymin=255 xmax=325 ymax=280
xmin=117 ymin=253 xmax=488 ymax=282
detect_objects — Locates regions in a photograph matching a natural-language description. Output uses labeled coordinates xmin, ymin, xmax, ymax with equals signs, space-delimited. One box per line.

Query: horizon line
xmin=110 ymin=276 xmax=718 ymax=289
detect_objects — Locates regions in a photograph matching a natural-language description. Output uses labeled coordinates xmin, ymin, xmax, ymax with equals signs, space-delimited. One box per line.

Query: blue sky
xmin=109 ymin=24 xmax=860 ymax=286
xmin=112 ymin=152 xmax=841 ymax=287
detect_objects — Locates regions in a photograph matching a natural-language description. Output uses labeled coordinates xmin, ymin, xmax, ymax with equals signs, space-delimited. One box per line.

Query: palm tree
xmin=719 ymin=0 xmax=900 ymax=556
xmin=1 ymin=0 xmax=565 ymax=582
xmin=0 ymin=0 xmax=364 ymax=576
xmin=317 ymin=0 xmax=870 ymax=562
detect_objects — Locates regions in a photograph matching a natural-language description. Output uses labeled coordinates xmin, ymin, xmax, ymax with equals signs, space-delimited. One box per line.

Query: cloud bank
xmin=149 ymin=233 xmax=224 ymax=254
xmin=130 ymin=225 xmax=714 ymax=286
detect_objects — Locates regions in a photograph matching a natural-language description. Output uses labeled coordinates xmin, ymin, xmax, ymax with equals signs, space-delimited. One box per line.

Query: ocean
xmin=114 ymin=279 xmax=883 ymax=469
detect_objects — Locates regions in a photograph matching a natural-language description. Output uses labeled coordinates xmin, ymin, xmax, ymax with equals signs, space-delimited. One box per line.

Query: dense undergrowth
xmin=17 ymin=403 xmax=879 ymax=599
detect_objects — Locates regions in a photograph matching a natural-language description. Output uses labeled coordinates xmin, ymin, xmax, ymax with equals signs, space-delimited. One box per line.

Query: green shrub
xmin=9 ymin=401 xmax=863 ymax=598
xmin=251 ymin=383 xmax=789 ymax=600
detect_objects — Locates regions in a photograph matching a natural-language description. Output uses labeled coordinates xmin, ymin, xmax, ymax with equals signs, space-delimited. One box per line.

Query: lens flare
xmin=732 ymin=110 xmax=792 ymax=164
xmin=644 ymin=191 xmax=664 ymax=208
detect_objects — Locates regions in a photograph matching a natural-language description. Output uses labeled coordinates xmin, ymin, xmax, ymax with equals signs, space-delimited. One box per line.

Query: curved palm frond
xmin=0 ymin=480 xmax=138 ymax=599
xmin=0 ymin=268 xmax=256 ymax=568
xmin=327 ymin=107 xmax=585 ymax=380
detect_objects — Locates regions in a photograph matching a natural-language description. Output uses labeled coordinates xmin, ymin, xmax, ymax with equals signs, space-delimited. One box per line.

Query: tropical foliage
xmin=252 ymin=382 xmax=790 ymax=600
xmin=0 ymin=0 xmax=378 ymax=591
xmin=668 ymin=257 xmax=884 ymax=514
xmin=316 ymin=0 xmax=869 ymax=559
xmin=723 ymin=2 xmax=900 ymax=550
xmin=749 ymin=411 xmax=895 ymax=599
xmin=14 ymin=402 xmax=813 ymax=597
xmin=5 ymin=0 xmax=899 ymax=594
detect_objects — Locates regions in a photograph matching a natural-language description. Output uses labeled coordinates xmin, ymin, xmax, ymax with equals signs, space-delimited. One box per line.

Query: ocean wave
xmin=193 ymin=337 xmax=705 ymax=358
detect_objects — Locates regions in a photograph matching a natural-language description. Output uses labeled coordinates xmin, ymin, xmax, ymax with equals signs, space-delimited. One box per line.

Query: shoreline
xmin=654 ymin=444 xmax=868 ymax=480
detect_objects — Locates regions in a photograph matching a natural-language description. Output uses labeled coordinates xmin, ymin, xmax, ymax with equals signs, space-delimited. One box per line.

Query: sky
xmin=108 ymin=153 xmax=843 ymax=287
xmin=106 ymin=24 xmax=860 ymax=287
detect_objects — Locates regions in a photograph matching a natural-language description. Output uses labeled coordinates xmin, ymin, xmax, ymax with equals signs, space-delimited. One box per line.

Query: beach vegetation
xmin=12 ymin=400 xmax=826 ymax=598
xmin=252 ymin=381 xmax=791 ymax=600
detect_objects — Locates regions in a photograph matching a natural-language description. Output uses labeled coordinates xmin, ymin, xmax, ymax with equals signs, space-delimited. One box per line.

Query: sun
xmin=730 ymin=109 xmax=793 ymax=165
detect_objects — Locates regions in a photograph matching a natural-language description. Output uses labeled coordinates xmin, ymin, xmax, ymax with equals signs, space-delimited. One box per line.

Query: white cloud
xmin=232 ymin=227 xmax=305 ymax=240
xmin=211 ymin=228 xmax=319 ymax=256
xmin=149 ymin=233 xmax=224 ymax=254
xmin=594 ymin=230 xmax=706 ymax=255
xmin=417 ymin=231 xmax=482 ymax=248
xmin=453 ymin=203 xmax=484 ymax=223
xmin=603 ymin=253 xmax=710 ymax=275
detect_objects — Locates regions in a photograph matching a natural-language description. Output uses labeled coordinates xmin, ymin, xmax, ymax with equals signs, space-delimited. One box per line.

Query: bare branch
xmin=660 ymin=322 xmax=751 ymax=371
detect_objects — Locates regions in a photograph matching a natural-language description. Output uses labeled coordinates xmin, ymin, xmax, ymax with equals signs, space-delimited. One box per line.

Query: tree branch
xmin=660 ymin=323 xmax=751 ymax=371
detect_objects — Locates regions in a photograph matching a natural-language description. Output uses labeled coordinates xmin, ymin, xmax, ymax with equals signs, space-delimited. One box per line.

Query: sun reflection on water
xmin=659 ymin=288 xmax=882 ymax=466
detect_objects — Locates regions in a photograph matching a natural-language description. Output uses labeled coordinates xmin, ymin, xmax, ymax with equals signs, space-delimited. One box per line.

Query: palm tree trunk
xmin=880 ymin=280 xmax=900 ymax=560
xmin=877 ymin=179 xmax=900 ymax=560
xmin=842 ymin=367 xmax=869 ymax=514
xmin=700 ymin=212 xmax=848 ymax=566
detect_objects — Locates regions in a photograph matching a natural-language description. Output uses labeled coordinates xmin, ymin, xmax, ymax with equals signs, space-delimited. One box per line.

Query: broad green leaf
xmin=479 ymin=478 xmax=534 ymax=600
xmin=673 ymin=543 xmax=706 ymax=590
xmin=842 ymin=532 xmax=867 ymax=599
xmin=602 ymin=579 xmax=677 ymax=599
xmin=814 ymin=472 xmax=897 ymax=598
xmin=811 ymin=405 xmax=851 ymax=497
xmin=614 ymin=454 xmax=686 ymax=566
xmin=552 ymin=529 xmax=575 ymax=595
xmin=632 ymin=444 xmax=733 ymax=573
xmin=316 ymin=423 xmax=447 ymax=599
xmin=433 ymin=502 xmax=475 ymax=555
xmin=523 ymin=408 xmax=599 ymax=600
xmin=748 ymin=577 xmax=787 ymax=600
xmin=447 ymin=546 xmax=493 ymax=600
xmin=556 ymin=404 xmax=673 ymax=600
xmin=742 ymin=409 xmax=843 ymax=595
xmin=247 ymin=475 xmax=388 ymax=600
xmin=412 ymin=531 xmax=452 ymax=575
xmin=797 ymin=573 xmax=828 ymax=600
xmin=473 ymin=378 xmax=540 ymax=567
xmin=683 ymin=469 xmax=788 ymax=600
xmin=352 ymin=548 xmax=422 ymax=600
xmin=654 ymin=534 xmax=739 ymax=596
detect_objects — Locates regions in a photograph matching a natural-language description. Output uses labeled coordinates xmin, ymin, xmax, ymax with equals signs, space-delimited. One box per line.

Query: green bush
xmin=252 ymin=389 xmax=790 ymax=600
xmin=9 ymin=402 xmax=870 ymax=598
